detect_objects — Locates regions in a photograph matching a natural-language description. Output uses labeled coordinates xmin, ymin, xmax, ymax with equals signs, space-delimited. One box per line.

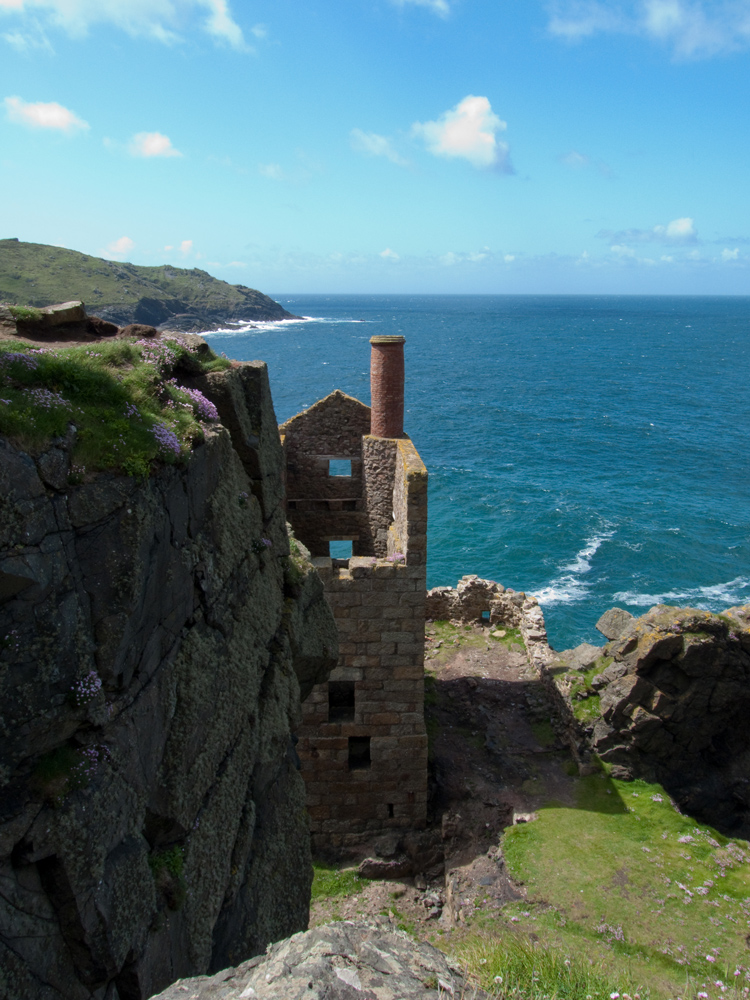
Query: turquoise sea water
xmin=202 ymin=295 xmax=750 ymax=651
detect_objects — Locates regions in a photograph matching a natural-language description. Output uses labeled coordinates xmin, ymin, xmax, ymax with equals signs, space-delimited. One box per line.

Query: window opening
xmin=328 ymin=681 xmax=355 ymax=723
xmin=387 ymin=803 xmax=394 ymax=818
xmin=481 ymin=610 xmax=490 ymax=622
xmin=329 ymin=459 xmax=352 ymax=477
xmin=329 ymin=540 xmax=353 ymax=559
xmin=348 ymin=736 xmax=371 ymax=770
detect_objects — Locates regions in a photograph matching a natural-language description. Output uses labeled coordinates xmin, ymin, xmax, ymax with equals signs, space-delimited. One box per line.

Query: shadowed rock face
xmin=0 ymin=362 xmax=338 ymax=1000
xmin=149 ymin=920 xmax=487 ymax=1000
xmin=590 ymin=605 xmax=750 ymax=837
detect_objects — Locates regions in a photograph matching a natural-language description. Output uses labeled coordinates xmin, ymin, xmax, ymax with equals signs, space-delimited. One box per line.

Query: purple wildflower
xmin=180 ymin=386 xmax=219 ymax=421
xmin=124 ymin=402 xmax=140 ymax=419
xmin=26 ymin=388 xmax=71 ymax=410
xmin=72 ymin=670 xmax=103 ymax=705
xmin=152 ymin=422 xmax=181 ymax=458
xmin=386 ymin=551 xmax=405 ymax=563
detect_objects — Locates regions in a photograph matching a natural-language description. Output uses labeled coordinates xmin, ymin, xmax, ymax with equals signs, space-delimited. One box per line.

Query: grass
xmin=311 ymin=862 xmax=370 ymax=901
xmin=551 ymin=656 xmax=612 ymax=723
xmin=0 ymin=238 xmax=283 ymax=319
xmin=0 ymin=335 xmax=230 ymax=478
xmin=456 ymin=931 xmax=648 ymax=1000
xmin=496 ymin=773 xmax=750 ymax=999
xmin=425 ymin=620 xmax=525 ymax=670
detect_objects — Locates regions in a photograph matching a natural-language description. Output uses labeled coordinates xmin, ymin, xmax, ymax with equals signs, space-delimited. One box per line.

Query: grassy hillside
xmin=0 ymin=239 xmax=293 ymax=329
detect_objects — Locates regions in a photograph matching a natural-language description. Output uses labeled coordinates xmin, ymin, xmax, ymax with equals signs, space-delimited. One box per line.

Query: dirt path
xmin=310 ymin=622 xmax=579 ymax=936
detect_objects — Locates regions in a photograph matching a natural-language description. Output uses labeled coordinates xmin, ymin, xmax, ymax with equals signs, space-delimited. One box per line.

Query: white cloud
xmin=504 ymin=254 xmax=516 ymax=262
xmin=411 ymin=95 xmax=514 ymax=172
xmin=598 ymin=216 xmax=697 ymax=244
xmin=105 ymin=236 xmax=135 ymax=256
xmin=179 ymin=239 xmax=193 ymax=255
xmin=0 ymin=0 xmax=246 ymax=49
xmin=129 ymin=131 xmax=182 ymax=157
xmin=547 ymin=0 xmax=750 ymax=58
xmin=250 ymin=23 xmax=267 ymax=38
xmin=380 ymin=248 xmax=400 ymax=260
xmin=611 ymin=244 xmax=637 ymax=257
xmin=350 ymin=128 xmax=409 ymax=167
xmin=4 ymin=95 xmax=88 ymax=133
xmin=721 ymin=247 xmax=740 ymax=260
xmin=390 ymin=0 xmax=450 ymax=16
xmin=164 ymin=244 xmax=174 ymax=250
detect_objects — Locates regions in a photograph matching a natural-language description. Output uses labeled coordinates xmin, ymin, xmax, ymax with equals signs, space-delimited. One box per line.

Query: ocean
xmin=201 ymin=294 xmax=750 ymax=652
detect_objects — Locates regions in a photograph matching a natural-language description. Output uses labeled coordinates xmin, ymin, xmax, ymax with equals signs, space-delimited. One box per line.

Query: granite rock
xmin=0 ymin=360 xmax=338 ymax=1000
xmin=149 ymin=921 xmax=488 ymax=1000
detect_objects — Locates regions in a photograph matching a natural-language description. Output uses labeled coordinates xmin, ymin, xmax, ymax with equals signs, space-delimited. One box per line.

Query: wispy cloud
xmin=389 ymin=0 xmax=451 ymax=17
xmin=560 ymin=149 xmax=613 ymax=177
xmin=412 ymin=95 xmax=514 ymax=172
xmin=179 ymin=239 xmax=193 ymax=255
xmin=1 ymin=0 xmax=247 ymax=50
xmin=258 ymin=162 xmax=285 ymax=179
xmin=379 ymin=248 xmax=400 ymax=260
xmin=4 ymin=94 xmax=89 ymax=132
xmin=597 ymin=216 xmax=698 ymax=244
xmin=350 ymin=128 xmax=409 ymax=167
xmin=129 ymin=131 xmax=182 ymax=157
xmin=547 ymin=0 xmax=750 ymax=58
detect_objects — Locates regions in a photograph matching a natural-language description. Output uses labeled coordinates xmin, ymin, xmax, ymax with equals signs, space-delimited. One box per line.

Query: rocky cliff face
xmin=545 ymin=605 xmax=750 ymax=838
xmin=0 ymin=362 xmax=338 ymax=1000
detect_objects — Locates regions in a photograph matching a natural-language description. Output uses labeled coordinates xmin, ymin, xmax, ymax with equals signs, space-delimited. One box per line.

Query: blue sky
xmin=1 ymin=0 xmax=749 ymax=294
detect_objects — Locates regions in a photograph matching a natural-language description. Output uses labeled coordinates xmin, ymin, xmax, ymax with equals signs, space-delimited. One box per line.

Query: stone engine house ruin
xmin=281 ymin=336 xmax=428 ymax=848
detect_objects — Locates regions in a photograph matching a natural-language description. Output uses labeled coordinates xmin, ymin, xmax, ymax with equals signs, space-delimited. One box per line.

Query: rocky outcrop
xmin=595 ymin=606 xmax=634 ymax=640
xmin=0 ymin=361 xmax=338 ymax=999
xmin=545 ymin=604 xmax=750 ymax=837
xmin=149 ymin=920 xmax=487 ymax=1000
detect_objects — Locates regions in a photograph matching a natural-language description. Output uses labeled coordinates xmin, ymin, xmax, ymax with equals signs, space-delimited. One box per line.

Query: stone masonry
xmin=281 ymin=337 xmax=429 ymax=849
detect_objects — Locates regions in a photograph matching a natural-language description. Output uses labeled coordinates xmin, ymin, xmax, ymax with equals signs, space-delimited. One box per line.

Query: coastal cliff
xmin=0 ymin=356 xmax=338 ymax=999
xmin=0 ymin=240 xmax=295 ymax=331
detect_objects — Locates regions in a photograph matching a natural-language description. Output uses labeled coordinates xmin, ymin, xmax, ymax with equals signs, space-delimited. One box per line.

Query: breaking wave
xmin=534 ymin=531 xmax=615 ymax=606
xmin=612 ymin=577 xmax=750 ymax=610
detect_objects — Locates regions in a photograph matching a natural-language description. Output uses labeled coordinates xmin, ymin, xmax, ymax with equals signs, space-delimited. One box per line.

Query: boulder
xmin=595 ymin=607 xmax=634 ymax=640
xmin=149 ymin=921 xmax=486 ymax=1000
xmin=556 ymin=642 xmax=602 ymax=671
xmin=38 ymin=300 xmax=87 ymax=327
xmin=86 ymin=315 xmax=120 ymax=337
xmin=120 ymin=323 xmax=159 ymax=338
xmin=0 ymin=302 xmax=16 ymax=334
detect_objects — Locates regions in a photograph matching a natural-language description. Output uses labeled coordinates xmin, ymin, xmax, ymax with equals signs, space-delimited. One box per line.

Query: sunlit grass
xmin=0 ymin=336 xmax=230 ymax=478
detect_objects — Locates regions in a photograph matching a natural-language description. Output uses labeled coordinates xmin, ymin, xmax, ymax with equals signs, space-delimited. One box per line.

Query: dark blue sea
xmin=201 ymin=295 xmax=750 ymax=652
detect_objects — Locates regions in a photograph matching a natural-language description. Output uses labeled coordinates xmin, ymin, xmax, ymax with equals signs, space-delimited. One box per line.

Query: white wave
xmin=612 ymin=577 xmax=750 ymax=610
xmin=201 ymin=315 xmax=372 ymax=337
xmin=535 ymin=531 xmax=615 ymax=606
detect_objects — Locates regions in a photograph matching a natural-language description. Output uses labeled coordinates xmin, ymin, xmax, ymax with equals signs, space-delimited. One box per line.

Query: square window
xmin=348 ymin=736 xmax=371 ymax=770
xmin=329 ymin=681 xmax=355 ymax=722
xmin=329 ymin=459 xmax=352 ymax=477
xmin=329 ymin=540 xmax=353 ymax=559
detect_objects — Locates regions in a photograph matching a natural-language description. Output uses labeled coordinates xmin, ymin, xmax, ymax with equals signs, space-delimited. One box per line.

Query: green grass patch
xmin=149 ymin=845 xmax=186 ymax=911
xmin=531 ymin=720 xmax=557 ymax=747
xmin=0 ymin=336 xmax=230 ymax=477
xmin=311 ymin=862 xmax=370 ymax=901
xmin=426 ymin=620 xmax=525 ymax=656
xmin=455 ymin=931 xmax=648 ymax=1000
xmin=499 ymin=773 xmax=750 ymax=998
xmin=8 ymin=305 xmax=44 ymax=322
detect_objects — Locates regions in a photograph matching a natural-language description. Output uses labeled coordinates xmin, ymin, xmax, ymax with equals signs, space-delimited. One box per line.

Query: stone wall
xmin=0 ymin=361 xmax=338 ymax=1000
xmin=298 ymin=558 xmax=428 ymax=848
xmin=280 ymin=391 xmax=371 ymax=557
xmin=285 ymin=392 xmax=429 ymax=848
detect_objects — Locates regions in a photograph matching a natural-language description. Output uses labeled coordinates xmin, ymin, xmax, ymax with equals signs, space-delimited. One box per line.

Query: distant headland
xmin=0 ymin=238 xmax=296 ymax=331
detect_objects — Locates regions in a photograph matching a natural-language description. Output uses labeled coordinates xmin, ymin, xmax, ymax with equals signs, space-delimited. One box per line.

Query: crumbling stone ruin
xmin=283 ymin=337 xmax=429 ymax=848
xmin=0 ymin=358 xmax=338 ymax=1000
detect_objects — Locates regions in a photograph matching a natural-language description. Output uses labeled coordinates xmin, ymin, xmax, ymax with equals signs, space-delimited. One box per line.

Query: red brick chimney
xmin=370 ymin=335 xmax=405 ymax=438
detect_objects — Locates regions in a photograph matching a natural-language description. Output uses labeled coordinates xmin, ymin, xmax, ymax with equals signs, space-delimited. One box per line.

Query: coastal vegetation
xmin=0 ymin=335 xmax=229 ymax=479
xmin=0 ymin=239 xmax=292 ymax=328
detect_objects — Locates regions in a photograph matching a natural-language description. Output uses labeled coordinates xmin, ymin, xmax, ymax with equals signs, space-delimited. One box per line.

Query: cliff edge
xmin=0 ymin=357 xmax=338 ymax=999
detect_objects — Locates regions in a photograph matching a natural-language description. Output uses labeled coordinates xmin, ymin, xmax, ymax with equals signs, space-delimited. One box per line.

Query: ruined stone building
xmin=281 ymin=336 xmax=428 ymax=849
